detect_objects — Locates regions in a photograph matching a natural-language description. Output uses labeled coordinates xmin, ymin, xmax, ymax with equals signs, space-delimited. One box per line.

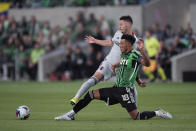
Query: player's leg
xmin=55 ymin=89 xmax=101 ymax=120
xmin=70 ymin=61 xmax=112 ymax=105
xmin=129 ymin=109 xmax=156 ymax=120
xmin=157 ymin=66 xmax=167 ymax=81
xmin=129 ymin=109 xmax=172 ymax=120
xmin=70 ymin=72 xmax=102 ymax=105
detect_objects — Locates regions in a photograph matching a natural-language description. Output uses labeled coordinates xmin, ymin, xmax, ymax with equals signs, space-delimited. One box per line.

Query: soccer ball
xmin=16 ymin=105 xmax=30 ymax=120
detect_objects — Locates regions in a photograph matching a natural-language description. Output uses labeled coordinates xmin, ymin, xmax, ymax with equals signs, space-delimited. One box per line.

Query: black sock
xmin=73 ymin=91 xmax=93 ymax=113
xmin=136 ymin=111 xmax=156 ymax=120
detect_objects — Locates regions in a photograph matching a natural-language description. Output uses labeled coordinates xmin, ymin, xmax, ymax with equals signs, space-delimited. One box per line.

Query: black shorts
xmin=99 ymin=87 xmax=137 ymax=112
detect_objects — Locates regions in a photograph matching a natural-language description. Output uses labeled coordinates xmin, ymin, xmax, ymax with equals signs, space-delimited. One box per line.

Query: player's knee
xmin=93 ymin=72 xmax=103 ymax=81
xmin=129 ymin=110 xmax=139 ymax=120
xmin=93 ymin=90 xmax=100 ymax=99
xmin=87 ymin=90 xmax=94 ymax=99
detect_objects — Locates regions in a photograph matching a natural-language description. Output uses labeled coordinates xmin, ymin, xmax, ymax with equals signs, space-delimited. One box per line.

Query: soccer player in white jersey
xmin=70 ymin=15 xmax=146 ymax=105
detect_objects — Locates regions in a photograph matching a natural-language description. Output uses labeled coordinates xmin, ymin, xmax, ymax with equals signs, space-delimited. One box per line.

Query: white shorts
xmin=96 ymin=60 xmax=114 ymax=81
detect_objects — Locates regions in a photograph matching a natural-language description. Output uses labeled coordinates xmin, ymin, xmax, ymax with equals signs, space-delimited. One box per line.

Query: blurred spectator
xmin=98 ymin=16 xmax=110 ymax=32
xmin=67 ymin=16 xmax=75 ymax=30
xmin=58 ymin=34 xmax=68 ymax=49
xmin=18 ymin=16 xmax=28 ymax=35
xmin=85 ymin=45 xmax=97 ymax=77
xmin=185 ymin=27 xmax=196 ymax=41
xmin=17 ymin=44 xmax=29 ymax=79
xmin=95 ymin=51 xmax=104 ymax=69
xmin=42 ymin=21 xmax=50 ymax=37
xmin=49 ymin=47 xmax=73 ymax=81
xmin=162 ymin=24 xmax=174 ymax=40
xmin=27 ymin=42 xmax=45 ymax=80
xmin=151 ymin=23 xmax=162 ymax=40
xmin=143 ymin=29 xmax=167 ymax=82
xmin=87 ymin=13 xmax=98 ymax=32
xmin=72 ymin=46 xmax=86 ymax=80
xmin=173 ymin=35 xmax=186 ymax=54
xmin=21 ymin=32 xmax=33 ymax=49
xmin=91 ymin=25 xmax=103 ymax=53
xmin=75 ymin=11 xmax=86 ymax=25
xmin=28 ymin=15 xmax=40 ymax=37
xmin=177 ymin=27 xmax=185 ymax=39
xmin=101 ymin=29 xmax=112 ymax=57
xmin=50 ymin=25 xmax=64 ymax=47
xmin=189 ymin=38 xmax=196 ymax=50
xmin=75 ymin=22 xmax=88 ymax=42
xmin=0 ymin=48 xmax=6 ymax=77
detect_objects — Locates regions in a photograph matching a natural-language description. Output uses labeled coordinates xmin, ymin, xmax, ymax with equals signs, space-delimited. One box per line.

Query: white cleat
xmin=54 ymin=113 xmax=75 ymax=121
xmin=156 ymin=108 xmax=172 ymax=119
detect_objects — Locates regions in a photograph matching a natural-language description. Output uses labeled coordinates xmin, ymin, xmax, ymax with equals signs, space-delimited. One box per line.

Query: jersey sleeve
xmin=112 ymin=30 xmax=122 ymax=46
xmin=133 ymin=35 xmax=139 ymax=50
xmin=137 ymin=56 xmax=142 ymax=64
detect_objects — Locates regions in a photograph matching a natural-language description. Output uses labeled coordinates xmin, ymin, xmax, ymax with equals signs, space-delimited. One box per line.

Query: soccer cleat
xmin=54 ymin=113 xmax=75 ymax=121
xmin=70 ymin=97 xmax=79 ymax=106
xmin=156 ymin=108 xmax=172 ymax=119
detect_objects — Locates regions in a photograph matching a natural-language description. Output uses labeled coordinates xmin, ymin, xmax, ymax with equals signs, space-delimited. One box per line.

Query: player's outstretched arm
xmin=137 ymin=39 xmax=150 ymax=67
xmin=85 ymin=35 xmax=113 ymax=46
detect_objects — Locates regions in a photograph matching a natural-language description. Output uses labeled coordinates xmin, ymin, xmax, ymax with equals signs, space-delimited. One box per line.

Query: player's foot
xmin=70 ymin=97 xmax=79 ymax=106
xmin=54 ymin=113 xmax=75 ymax=121
xmin=156 ymin=108 xmax=172 ymax=119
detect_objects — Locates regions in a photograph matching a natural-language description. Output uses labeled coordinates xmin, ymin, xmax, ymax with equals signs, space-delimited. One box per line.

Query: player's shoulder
xmin=112 ymin=30 xmax=122 ymax=46
xmin=113 ymin=30 xmax=123 ymax=37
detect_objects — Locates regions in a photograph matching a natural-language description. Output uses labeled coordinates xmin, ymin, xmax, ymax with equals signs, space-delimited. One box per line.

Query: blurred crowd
xmin=142 ymin=23 xmax=196 ymax=82
xmin=0 ymin=0 xmax=150 ymax=8
xmin=0 ymin=11 xmax=196 ymax=81
xmin=0 ymin=11 xmax=114 ymax=81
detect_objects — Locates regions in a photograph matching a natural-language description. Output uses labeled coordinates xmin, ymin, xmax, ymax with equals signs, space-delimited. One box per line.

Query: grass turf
xmin=0 ymin=81 xmax=196 ymax=131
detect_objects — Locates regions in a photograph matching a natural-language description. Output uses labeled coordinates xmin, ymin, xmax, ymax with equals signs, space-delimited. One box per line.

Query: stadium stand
xmin=0 ymin=0 xmax=195 ymax=82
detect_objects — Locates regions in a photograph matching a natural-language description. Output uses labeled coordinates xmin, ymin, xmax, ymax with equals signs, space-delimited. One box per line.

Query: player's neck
xmin=127 ymin=30 xmax=133 ymax=35
xmin=125 ymin=47 xmax=133 ymax=54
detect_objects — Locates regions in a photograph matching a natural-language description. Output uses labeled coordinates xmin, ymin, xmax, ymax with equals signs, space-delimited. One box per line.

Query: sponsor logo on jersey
xmin=120 ymin=59 xmax=128 ymax=66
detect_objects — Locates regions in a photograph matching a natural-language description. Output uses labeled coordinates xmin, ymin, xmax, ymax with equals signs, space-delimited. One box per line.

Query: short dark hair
xmin=120 ymin=15 xmax=133 ymax=24
xmin=121 ymin=34 xmax=135 ymax=45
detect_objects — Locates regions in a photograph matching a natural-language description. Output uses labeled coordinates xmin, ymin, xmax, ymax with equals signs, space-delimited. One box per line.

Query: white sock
xmin=155 ymin=111 xmax=160 ymax=116
xmin=67 ymin=110 xmax=75 ymax=116
xmin=74 ymin=77 xmax=98 ymax=98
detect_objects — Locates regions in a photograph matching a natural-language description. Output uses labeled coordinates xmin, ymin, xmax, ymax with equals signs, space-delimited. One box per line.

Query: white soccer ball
xmin=16 ymin=105 xmax=30 ymax=120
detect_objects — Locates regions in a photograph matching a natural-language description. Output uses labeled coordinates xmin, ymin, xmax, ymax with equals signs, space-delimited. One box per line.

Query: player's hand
xmin=137 ymin=78 xmax=147 ymax=88
xmin=137 ymin=38 xmax=144 ymax=51
xmin=85 ymin=36 xmax=96 ymax=44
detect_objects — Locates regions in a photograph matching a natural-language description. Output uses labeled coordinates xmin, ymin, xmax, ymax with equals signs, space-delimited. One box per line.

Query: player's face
xmin=120 ymin=39 xmax=129 ymax=53
xmin=119 ymin=20 xmax=132 ymax=34
xmin=145 ymin=31 xmax=151 ymax=39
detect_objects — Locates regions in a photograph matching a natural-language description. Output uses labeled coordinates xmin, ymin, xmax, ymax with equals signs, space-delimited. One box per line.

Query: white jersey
xmin=105 ymin=30 xmax=138 ymax=65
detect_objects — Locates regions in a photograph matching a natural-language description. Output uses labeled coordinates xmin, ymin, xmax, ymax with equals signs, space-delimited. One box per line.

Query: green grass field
xmin=0 ymin=81 xmax=196 ymax=131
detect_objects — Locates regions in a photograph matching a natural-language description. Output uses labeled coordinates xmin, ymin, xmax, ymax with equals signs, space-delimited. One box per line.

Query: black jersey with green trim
xmin=114 ymin=49 xmax=141 ymax=88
